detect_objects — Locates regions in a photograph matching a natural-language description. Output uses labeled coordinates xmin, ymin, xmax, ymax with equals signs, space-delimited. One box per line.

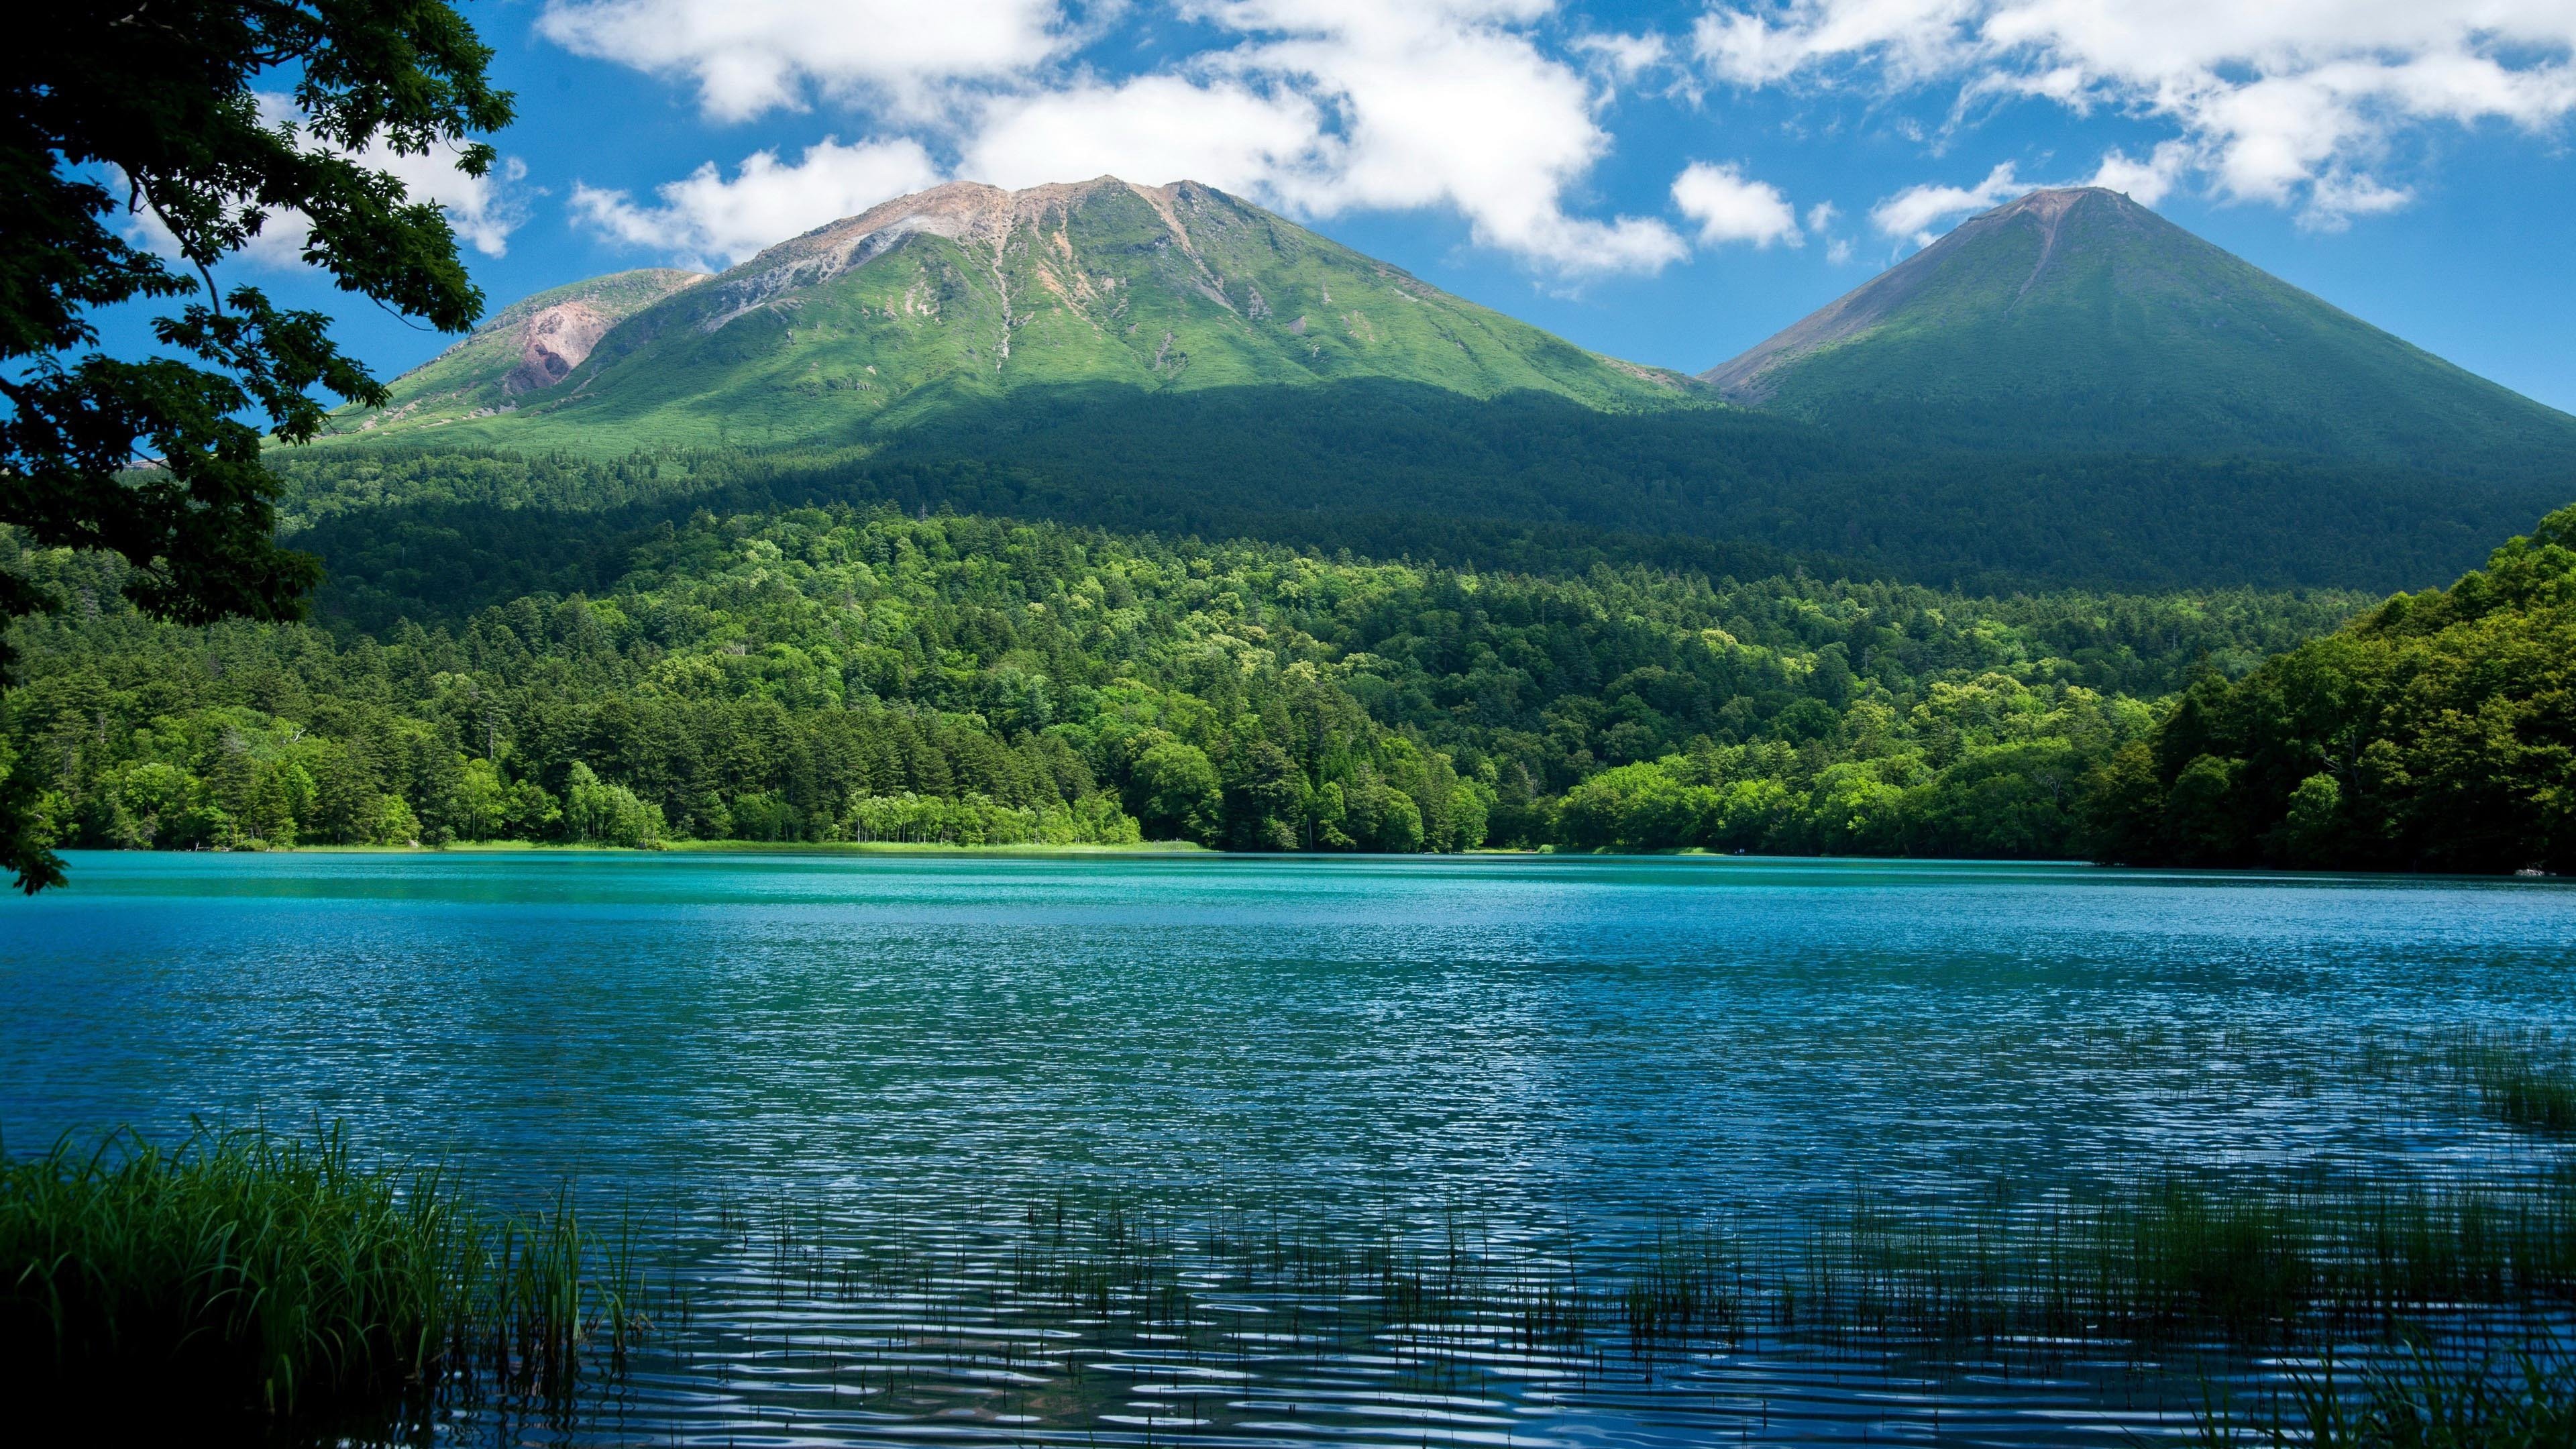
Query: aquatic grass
xmin=2450 ymin=1030 xmax=2576 ymax=1139
xmin=0 ymin=1124 xmax=640 ymax=1425
xmin=2192 ymin=1338 xmax=2576 ymax=1447
xmin=1787 ymin=1172 xmax=2576 ymax=1350
xmin=716 ymin=1168 xmax=2576 ymax=1388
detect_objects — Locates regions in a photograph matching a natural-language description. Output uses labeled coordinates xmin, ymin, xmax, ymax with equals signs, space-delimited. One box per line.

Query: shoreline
xmin=258 ymin=839 xmax=1220 ymax=857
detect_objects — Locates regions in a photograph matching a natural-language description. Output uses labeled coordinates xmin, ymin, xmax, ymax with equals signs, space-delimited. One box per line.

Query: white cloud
xmin=960 ymin=75 xmax=1326 ymax=193
xmin=1868 ymin=160 xmax=2021 ymax=243
xmin=2084 ymin=140 xmax=2190 ymax=206
xmin=1691 ymin=0 xmax=2576 ymax=225
xmin=1803 ymin=199 xmax=1838 ymax=231
xmin=569 ymin=138 xmax=943 ymax=267
xmin=1671 ymin=161 xmax=1802 ymax=246
xmin=1573 ymin=30 xmax=1672 ymax=83
xmin=550 ymin=0 xmax=1690 ymax=277
xmin=1197 ymin=0 xmax=1689 ymax=274
xmin=538 ymin=0 xmax=1069 ymax=121
xmin=376 ymin=148 xmax=533 ymax=258
xmin=2300 ymin=170 xmax=2414 ymax=231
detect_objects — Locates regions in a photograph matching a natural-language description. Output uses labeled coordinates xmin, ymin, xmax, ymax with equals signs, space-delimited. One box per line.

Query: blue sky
xmin=224 ymin=1 xmax=2576 ymax=410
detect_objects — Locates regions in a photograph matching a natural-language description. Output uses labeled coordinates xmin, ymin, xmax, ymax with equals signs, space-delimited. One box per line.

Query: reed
xmin=2195 ymin=1338 xmax=2576 ymax=1447
xmin=1788 ymin=1172 xmax=2576 ymax=1348
xmin=0 ymin=1124 xmax=637 ymax=1424
xmin=2451 ymin=1030 xmax=2576 ymax=1138
xmin=940 ymin=1165 xmax=2576 ymax=1372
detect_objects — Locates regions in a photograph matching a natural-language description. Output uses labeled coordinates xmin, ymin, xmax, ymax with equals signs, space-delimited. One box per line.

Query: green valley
xmin=13 ymin=179 xmax=2576 ymax=869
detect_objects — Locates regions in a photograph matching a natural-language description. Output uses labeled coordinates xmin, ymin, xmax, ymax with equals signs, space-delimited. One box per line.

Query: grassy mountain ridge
xmin=343 ymin=268 xmax=705 ymax=438
xmin=1707 ymin=187 xmax=2576 ymax=469
xmin=329 ymin=178 xmax=1699 ymax=452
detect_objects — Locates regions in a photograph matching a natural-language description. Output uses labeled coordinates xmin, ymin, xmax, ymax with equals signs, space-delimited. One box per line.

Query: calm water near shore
xmin=4 ymin=851 xmax=2573 ymax=1444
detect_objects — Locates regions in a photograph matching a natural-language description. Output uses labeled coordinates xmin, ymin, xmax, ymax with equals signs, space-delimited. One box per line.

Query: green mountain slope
xmin=341 ymin=268 xmax=706 ymax=439
xmin=1706 ymin=187 xmax=2576 ymax=468
xmin=299 ymin=180 xmax=2576 ymax=594
xmin=332 ymin=178 xmax=1698 ymax=451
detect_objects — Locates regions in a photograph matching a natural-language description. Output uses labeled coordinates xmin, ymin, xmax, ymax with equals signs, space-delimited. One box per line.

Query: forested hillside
xmin=1 ymin=504 xmax=2361 ymax=859
xmin=272 ymin=433 xmax=2533 ymax=601
xmin=2090 ymin=504 xmax=2576 ymax=874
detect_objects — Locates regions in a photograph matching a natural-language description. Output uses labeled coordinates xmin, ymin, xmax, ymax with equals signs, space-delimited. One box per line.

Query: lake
xmin=4 ymin=850 xmax=2571 ymax=1444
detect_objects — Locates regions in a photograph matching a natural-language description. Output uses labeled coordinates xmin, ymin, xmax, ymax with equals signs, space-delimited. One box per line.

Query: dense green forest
xmin=2092 ymin=504 xmax=2576 ymax=874
xmin=1 ymin=492 xmax=2367 ymax=858
xmin=286 ymin=402 xmax=2562 ymax=600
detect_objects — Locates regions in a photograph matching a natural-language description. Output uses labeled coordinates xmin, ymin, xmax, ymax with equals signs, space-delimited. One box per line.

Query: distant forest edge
xmin=288 ymin=385 xmax=2574 ymax=595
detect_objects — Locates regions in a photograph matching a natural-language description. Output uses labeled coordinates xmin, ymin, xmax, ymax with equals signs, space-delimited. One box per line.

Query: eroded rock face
xmin=502 ymin=302 xmax=619 ymax=395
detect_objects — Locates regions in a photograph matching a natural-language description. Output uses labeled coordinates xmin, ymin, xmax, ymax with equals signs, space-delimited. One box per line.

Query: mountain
xmin=333 ymin=178 xmax=1698 ymax=451
xmin=297 ymin=180 xmax=2576 ymax=595
xmin=1705 ymin=186 xmax=2576 ymax=468
xmin=340 ymin=268 xmax=705 ymax=438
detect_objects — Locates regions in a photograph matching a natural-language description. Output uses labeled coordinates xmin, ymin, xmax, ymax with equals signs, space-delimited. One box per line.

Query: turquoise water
xmin=3 ymin=851 xmax=2572 ymax=1444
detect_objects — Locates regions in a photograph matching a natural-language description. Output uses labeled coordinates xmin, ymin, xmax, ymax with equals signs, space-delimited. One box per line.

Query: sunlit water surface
xmin=3 ymin=851 xmax=2572 ymax=1445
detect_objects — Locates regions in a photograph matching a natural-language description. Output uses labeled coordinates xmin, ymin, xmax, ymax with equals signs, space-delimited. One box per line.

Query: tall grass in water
xmin=1791 ymin=1173 xmax=2576 ymax=1348
xmin=2449 ymin=1029 xmax=2576 ymax=1138
xmin=2196 ymin=1339 xmax=2576 ymax=1447
xmin=0 ymin=1124 xmax=637 ymax=1424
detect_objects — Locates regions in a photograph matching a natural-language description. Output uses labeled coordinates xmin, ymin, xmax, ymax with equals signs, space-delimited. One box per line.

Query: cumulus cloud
xmin=1572 ymin=29 xmax=1674 ymax=86
xmin=551 ymin=0 xmax=1690 ymax=277
xmin=569 ymin=138 xmax=943 ymax=268
xmin=538 ymin=0 xmax=1067 ymax=121
xmin=1246 ymin=1 xmax=1690 ymax=273
xmin=2084 ymin=140 xmax=2191 ymax=207
xmin=1868 ymin=160 xmax=2021 ymax=244
xmin=1690 ymin=0 xmax=2576 ymax=225
xmin=960 ymin=75 xmax=1326 ymax=193
xmin=376 ymin=148 xmax=533 ymax=258
xmin=1670 ymin=161 xmax=1801 ymax=246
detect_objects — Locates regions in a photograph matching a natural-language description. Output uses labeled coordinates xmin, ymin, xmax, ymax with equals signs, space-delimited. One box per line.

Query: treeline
xmin=278 ymin=383 xmax=2561 ymax=599
xmin=3 ymin=505 xmax=2367 ymax=859
xmin=2089 ymin=504 xmax=2576 ymax=874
